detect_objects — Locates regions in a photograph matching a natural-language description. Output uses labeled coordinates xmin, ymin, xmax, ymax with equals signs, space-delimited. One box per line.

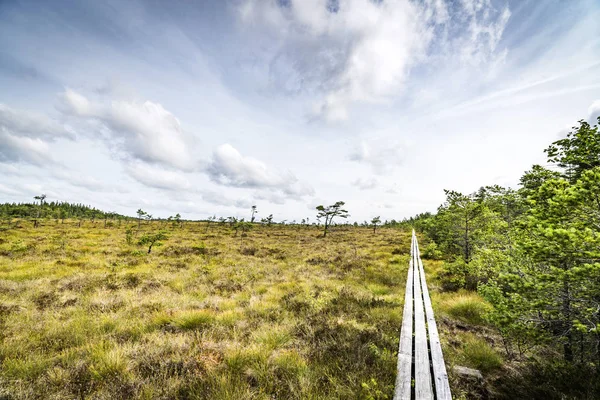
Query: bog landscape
xmin=2 ymin=116 xmax=600 ymax=399
xmin=2 ymin=1 xmax=600 ymax=399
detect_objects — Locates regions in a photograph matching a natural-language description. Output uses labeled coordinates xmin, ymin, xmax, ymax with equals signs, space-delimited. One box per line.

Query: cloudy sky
xmin=1 ymin=0 xmax=599 ymax=222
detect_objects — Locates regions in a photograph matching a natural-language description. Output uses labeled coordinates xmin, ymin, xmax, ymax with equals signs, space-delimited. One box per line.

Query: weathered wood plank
xmin=413 ymin=232 xmax=434 ymax=399
xmin=415 ymin=235 xmax=452 ymax=400
xmin=394 ymin=231 xmax=452 ymax=400
xmin=392 ymin=236 xmax=414 ymax=400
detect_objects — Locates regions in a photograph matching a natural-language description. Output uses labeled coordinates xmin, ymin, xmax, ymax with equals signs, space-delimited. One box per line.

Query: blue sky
xmin=1 ymin=0 xmax=599 ymax=222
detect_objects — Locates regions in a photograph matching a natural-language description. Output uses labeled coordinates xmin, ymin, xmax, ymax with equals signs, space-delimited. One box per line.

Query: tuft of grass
xmin=253 ymin=325 xmax=292 ymax=350
xmin=173 ymin=309 xmax=215 ymax=330
xmin=460 ymin=336 xmax=503 ymax=373
xmin=437 ymin=292 xmax=491 ymax=325
xmin=89 ymin=343 xmax=130 ymax=381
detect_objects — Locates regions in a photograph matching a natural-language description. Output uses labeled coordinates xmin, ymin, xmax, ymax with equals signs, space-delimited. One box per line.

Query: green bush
xmin=421 ymin=242 xmax=442 ymax=260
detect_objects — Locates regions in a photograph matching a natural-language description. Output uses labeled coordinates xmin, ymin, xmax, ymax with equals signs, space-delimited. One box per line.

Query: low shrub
xmin=421 ymin=242 xmax=442 ymax=260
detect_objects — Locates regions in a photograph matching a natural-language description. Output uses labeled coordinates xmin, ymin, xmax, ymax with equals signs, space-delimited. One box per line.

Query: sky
xmin=1 ymin=0 xmax=599 ymax=222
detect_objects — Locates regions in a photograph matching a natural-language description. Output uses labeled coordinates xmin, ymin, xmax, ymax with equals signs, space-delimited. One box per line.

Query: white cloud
xmin=0 ymin=103 xmax=75 ymax=166
xmin=0 ymin=182 xmax=23 ymax=196
xmin=0 ymin=103 xmax=74 ymax=140
xmin=51 ymin=170 xmax=117 ymax=192
xmin=202 ymin=190 xmax=253 ymax=209
xmin=208 ymin=143 xmax=287 ymax=186
xmin=58 ymin=89 xmax=196 ymax=170
xmin=236 ymin=0 xmax=510 ymax=121
xmin=58 ymin=88 xmax=96 ymax=117
xmin=349 ymin=140 xmax=405 ymax=174
xmin=0 ymin=130 xmax=54 ymax=165
xmin=587 ymin=100 xmax=600 ymax=124
xmin=254 ymin=191 xmax=287 ymax=205
xmin=125 ymin=161 xmax=191 ymax=191
xmin=353 ymin=177 xmax=378 ymax=190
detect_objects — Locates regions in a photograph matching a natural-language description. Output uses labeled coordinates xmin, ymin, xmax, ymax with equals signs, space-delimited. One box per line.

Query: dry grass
xmin=0 ymin=220 xmax=410 ymax=399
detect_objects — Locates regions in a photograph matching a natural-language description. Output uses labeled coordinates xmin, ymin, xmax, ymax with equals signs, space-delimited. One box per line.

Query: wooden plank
xmin=393 ymin=235 xmax=414 ymax=400
xmin=412 ymin=232 xmax=434 ymax=400
xmin=415 ymin=235 xmax=452 ymax=400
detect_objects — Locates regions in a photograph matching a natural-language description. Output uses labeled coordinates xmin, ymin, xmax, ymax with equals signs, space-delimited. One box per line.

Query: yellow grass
xmin=0 ymin=220 xmax=411 ymax=399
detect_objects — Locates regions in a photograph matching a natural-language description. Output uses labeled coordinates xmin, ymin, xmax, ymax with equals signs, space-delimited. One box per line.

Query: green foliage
xmin=125 ymin=228 xmax=134 ymax=245
xmin=261 ymin=214 xmax=274 ymax=226
xmin=371 ymin=216 xmax=381 ymax=234
xmin=519 ymin=164 xmax=562 ymax=196
xmin=414 ymin=116 xmax=600 ymax=393
xmin=421 ymin=241 xmax=442 ymax=260
xmin=138 ymin=231 xmax=168 ymax=254
xmin=545 ymin=117 xmax=600 ymax=182
xmin=0 ymin=200 xmax=125 ymax=222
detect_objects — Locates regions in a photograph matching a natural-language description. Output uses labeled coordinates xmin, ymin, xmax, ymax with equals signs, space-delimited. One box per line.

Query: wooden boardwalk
xmin=393 ymin=231 xmax=451 ymax=400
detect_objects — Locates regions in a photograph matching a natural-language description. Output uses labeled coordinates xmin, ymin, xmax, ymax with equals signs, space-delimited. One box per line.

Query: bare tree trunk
xmin=562 ymin=278 xmax=574 ymax=362
xmin=464 ymin=214 xmax=470 ymax=263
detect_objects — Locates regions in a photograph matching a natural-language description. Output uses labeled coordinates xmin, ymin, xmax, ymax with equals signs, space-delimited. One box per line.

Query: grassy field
xmin=0 ymin=220 xmax=418 ymax=399
xmin=0 ymin=220 xmax=509 ymax=399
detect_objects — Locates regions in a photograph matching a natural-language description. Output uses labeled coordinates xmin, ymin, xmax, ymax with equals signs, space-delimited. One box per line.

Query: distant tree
xmin=316 ymin=201 xmax=350 ymax=237
xmin=58 ymin=208 xmax=67 ymax=224
xmin=251 ymin=205 xmax=258 ymax=223
xmin=138 ymin=231 xmax=168 ymax=254
xmin=33 ymin=194 xmax=46 ymax=228
xmin=371 ymin=216 xmax=381 ymax=234
xmin=227 ymin=216 xmax=238 ymax=228
xmin=170 ymin=213 xmax=182 ymax=228
xmin=136 ymin=209 xmax=146 ymax=229
xmin=234 ymin=220 xmax=254 ymax=246
xmin=104 ymin=211 xmax=117 ymax=228
xmin=433 ymin=191 xmax=486 ymax=264
xmin=232 ymin=218 xmax=245 ymax=236
xmin=205 ymin=215 xmax=216 ymax=233
xmin=261 ymin=214 xmax=274 ymax=226
xmin=34 ymin=194 xmax=46 ymax=206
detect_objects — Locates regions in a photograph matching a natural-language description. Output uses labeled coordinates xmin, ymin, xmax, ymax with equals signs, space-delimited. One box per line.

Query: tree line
xmin=0 ymin=200 xmax=124 ymax=225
